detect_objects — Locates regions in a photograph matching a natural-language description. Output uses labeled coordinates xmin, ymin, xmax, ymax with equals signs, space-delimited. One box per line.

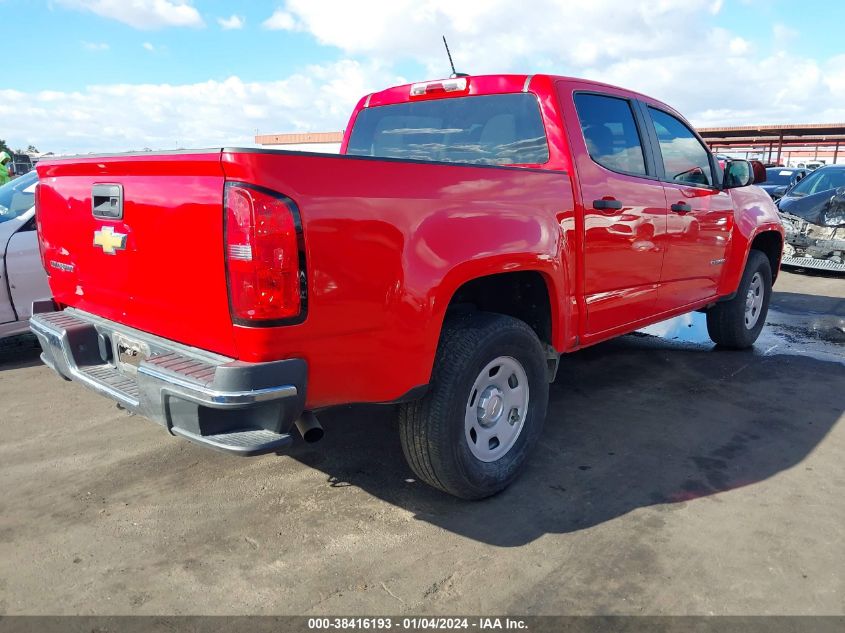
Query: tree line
xmin=0 ymin=139 xmax=39 ymax=155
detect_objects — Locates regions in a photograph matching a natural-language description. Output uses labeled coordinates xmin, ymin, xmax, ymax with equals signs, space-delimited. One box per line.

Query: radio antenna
xmin=442 ymin=36 xmax=468 ymax=78
xmin=443 ymin=36 xmax=457 ymax=77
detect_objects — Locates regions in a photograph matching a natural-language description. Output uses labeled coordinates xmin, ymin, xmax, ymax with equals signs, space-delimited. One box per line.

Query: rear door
xmin=36 ymin=151 xmax=237 ymax=356
xmin=641 ymin=105 xmax=733 ymax=310
xmin=558 ymin=83 xmax=668 ymax=335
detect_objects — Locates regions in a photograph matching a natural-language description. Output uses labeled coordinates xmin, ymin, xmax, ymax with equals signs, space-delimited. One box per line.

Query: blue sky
xmin=2 ymin=0 xmax=844 ymax=153
xmin=4 ymin=2 xmax=339 ymax=91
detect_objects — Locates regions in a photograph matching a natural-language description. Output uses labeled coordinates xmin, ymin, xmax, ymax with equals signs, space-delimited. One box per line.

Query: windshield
xmin=787 ymin=167 xmax=845 ymax=197
xmin=765 ymin=169 xmax=798 ymax=185
xmin=347 ymin=93 xmax=549 ymax=166
xmin=0 ymin=170 xmax=38 ymax=224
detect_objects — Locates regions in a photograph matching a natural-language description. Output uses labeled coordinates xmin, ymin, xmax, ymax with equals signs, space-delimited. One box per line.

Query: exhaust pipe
xmin=294 ymin=411 xmax=324 ymax=443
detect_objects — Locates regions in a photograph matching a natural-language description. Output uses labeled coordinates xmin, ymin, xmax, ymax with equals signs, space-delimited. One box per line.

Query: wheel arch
xmin=750 ymin=229 xmax=784 ymax=282
xmin=719 ymin=221 xmax=785 ymax=296
xmin=437 ymin=267 xmax=564 ymax=351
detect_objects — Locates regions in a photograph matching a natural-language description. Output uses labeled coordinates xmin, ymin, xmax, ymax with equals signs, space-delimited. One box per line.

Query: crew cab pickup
xmin=32 ymin=74 xmax=784 ymax=498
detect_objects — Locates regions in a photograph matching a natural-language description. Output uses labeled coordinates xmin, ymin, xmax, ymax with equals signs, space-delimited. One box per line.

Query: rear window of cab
xmin=346 ymin=93 xmax=550 ymax=166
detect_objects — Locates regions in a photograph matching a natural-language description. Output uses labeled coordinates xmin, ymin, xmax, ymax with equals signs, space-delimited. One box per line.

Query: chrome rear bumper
xmin=30 ymin=303 xmax=307 ymax=456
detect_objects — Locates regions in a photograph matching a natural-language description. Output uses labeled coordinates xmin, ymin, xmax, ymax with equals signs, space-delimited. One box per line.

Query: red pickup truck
xmin=32 ymin=74 xmax=783 ymax=499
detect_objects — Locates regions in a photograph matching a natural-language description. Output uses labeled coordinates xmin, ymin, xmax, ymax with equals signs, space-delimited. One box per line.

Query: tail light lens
xmin=224 ymin=183 xmax=304 ymax=323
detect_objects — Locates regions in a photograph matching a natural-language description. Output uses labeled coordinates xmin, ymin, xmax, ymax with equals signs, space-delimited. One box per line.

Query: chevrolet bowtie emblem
xmin=93 ymin=226 xmax=128 ymax=255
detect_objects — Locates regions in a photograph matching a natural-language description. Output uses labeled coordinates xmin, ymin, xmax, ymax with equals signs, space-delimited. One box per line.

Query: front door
xmin=560 ymin=85 xmax=668 ymax=336
xmin=643 ymin=106 xmax=733 ymax=311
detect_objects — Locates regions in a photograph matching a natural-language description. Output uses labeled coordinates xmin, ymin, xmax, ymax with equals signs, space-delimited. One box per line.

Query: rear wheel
xmin=398 ymin=313 xmax=548 ymax=499
xmin=706 ymin=250 xmax=772 ymax=349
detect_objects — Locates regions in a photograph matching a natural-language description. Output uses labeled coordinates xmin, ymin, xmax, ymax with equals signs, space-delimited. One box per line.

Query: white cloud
xmin=772 ymin=22 xmax=799 ymax=45
xmin=278 ymin=0 xmax=735 ymax=70
xmin=56 ymin=0 xmax=204 ymax=29
xmin=262 ymin=8 xmax=296 ymax=30
xmin=0 ymin=61 xmax=402 ymax=154
xmin=217 ymin=14 xmax=244 ymax=30
xmin=588 ymin=48 xmax=845 ymax=127
xmin=81 ymin=41 xmax=109 ymax=51
xmin=142 ymin=42 xmax=156 ymax=52
xmin=7 ymin=0 xmax=844 ymax=155
xmin=271 ymin=0 xmax=843 ymax=125
xmin=728 ymin=36 xmax=750 ymax=55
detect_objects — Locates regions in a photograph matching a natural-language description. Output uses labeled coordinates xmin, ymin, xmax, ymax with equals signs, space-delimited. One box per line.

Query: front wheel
xmin=706 ymin=250 xmax=773 ymax=349
xmin=398 ymin=313 xmax=549 ymax=499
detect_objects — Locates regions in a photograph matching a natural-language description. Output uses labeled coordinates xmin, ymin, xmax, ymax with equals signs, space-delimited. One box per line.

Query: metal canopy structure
xmin=698 ymin=123 xmax=845 ymax=165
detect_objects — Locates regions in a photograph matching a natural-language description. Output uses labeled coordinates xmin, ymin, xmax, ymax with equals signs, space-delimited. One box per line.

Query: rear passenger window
xmin=648 ymin=108 xmax=713 ymax=187
xmin=573 ymin=93 xmax=647 ymax=176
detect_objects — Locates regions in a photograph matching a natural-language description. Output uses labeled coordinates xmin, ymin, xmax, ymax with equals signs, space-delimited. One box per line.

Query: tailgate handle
xmin=92 ymin=184 xmax=124 ymax=219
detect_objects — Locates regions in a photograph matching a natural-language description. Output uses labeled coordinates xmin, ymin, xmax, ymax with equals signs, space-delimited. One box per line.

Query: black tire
xmin=398 ymin=312 xmax=549 ymax=500
xmin=706 ymin=250 xmax=772 ymax=349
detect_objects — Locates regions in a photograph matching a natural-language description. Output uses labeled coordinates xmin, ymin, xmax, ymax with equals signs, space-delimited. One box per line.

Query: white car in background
xmin=0 ymin=170 xmax=51 ymax=338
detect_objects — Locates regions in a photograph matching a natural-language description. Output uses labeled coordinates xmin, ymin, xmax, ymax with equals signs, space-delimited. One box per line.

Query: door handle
xmin=593 ymin=198 xmax=623 ymax=210
xmin=671 ymin=202 xmax=692 ymax=213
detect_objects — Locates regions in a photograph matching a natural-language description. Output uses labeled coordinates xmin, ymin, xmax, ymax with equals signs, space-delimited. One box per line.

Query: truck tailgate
xmin=36 ymin=151 xmax=237 ymax=357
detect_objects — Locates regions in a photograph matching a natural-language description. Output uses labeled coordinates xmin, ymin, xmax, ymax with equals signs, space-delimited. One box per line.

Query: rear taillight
xmin=224 ymin=183 xmax=305 ymax=324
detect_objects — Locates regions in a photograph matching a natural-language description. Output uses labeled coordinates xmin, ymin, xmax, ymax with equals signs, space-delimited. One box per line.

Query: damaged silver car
xmin=777 ymin=165 xmax=845 ymax=273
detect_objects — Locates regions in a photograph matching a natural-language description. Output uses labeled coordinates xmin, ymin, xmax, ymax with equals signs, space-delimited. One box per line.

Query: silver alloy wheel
xmin=464 ymin=356 xmax=530 ymax=463
xmin=744 ymin=272 xmax=764 ymax=329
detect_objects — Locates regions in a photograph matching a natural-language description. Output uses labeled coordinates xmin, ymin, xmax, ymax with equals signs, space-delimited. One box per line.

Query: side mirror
xmin=723 ymin=160 xmax=754 ymax=189
xmin=749 ymin=160 xmax=767 ymax=184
